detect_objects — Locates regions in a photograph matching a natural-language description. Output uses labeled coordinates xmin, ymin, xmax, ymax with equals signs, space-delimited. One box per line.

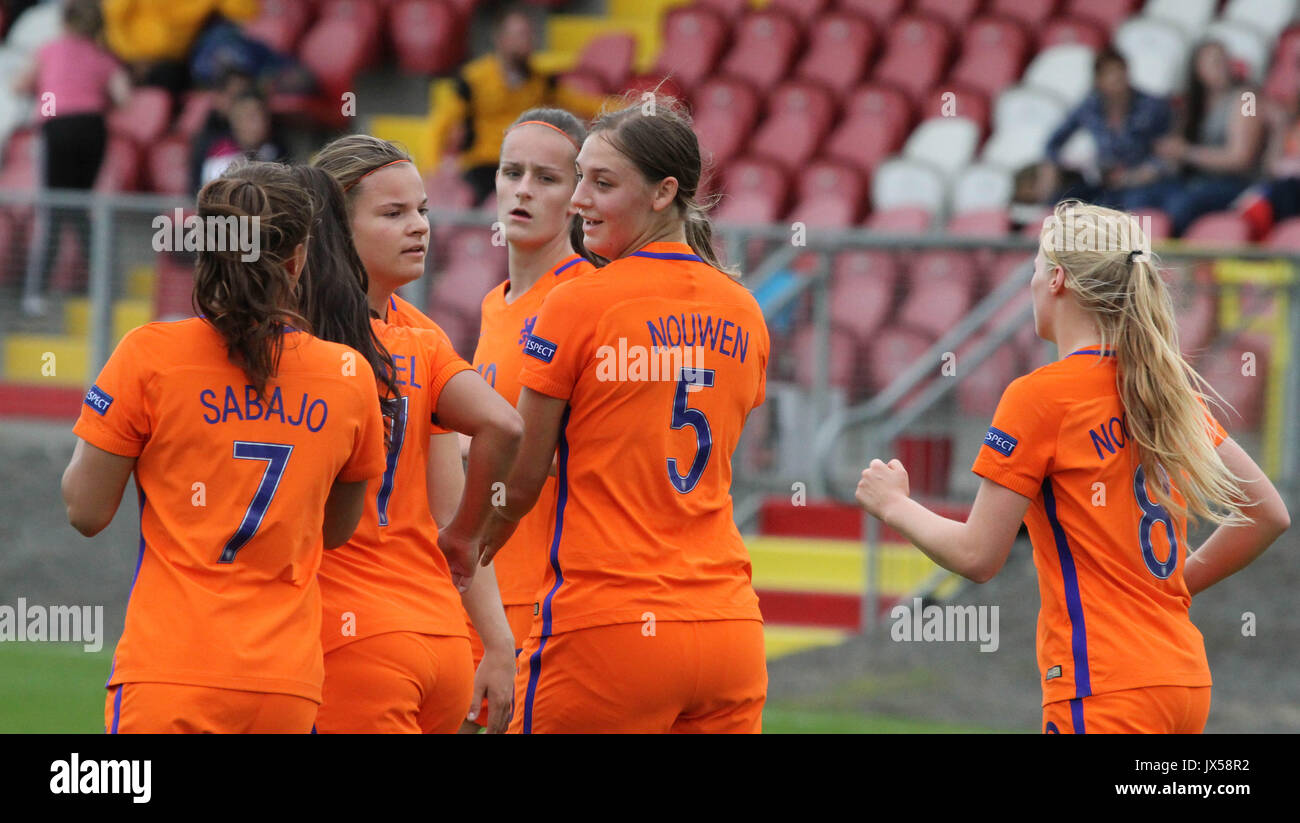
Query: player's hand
xmin=479 ymin=508 xmax=520 ymax=567
xmin=855 ymin=459 xmax=910 ymax=519
xmin=437 ymin=525 xmax=480 ymax=593
xmin=468 ymin=646 xmax=516 ymax=734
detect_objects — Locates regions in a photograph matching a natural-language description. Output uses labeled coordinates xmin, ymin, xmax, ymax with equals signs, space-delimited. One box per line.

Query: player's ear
xmin=285 ymin=241 xmax=307 ymax=282
xmin=1048 ymin=264 xmax=1067 ymax=295
xmin=651 ymin=176 xmax=679 ymax=213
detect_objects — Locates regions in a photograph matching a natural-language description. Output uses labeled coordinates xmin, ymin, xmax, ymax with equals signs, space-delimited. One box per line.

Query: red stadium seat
xmin=872 ymin=14 xmax=954 ymax=102
xmin=829 ymin=249 xmax=898 ymax=343
xmin=242 ymin=0 xmax=316 ymax=53
xmin=748 ymin=80 xmax=836 ymax=173
xmin=948 ymin=16 xmax=1032 ymax=100
xmin=431 ymin=228 xmax=507 ymax=318
xmin=94 ymin=136 xmax=140 ymax=192
xmin=146 ymin=136 xmax=192 ymax=195
xmin=718 ymin=10 xmax=804 ymax=94
xmin=175 ymin=92 xmax=215 ymax=138
xmin=787 ymin=161 xmax=867 ymax=227
xmin=899 ymin=268 xmax=976 ymax=339
xmin=1062 ymin=0 xmax=1138 ymax=35
xmin=866 ymin=325 xmax=935 ymax=397
xmin=1182 ymin=212 xmax=1252 ymax=247
xmin=0 ymin=127 xmax=38 ymax=190
xmin=792 ymin=325 xmax=859 ymax=394
xmin=1039 ymin=15 xmax=1108 ymax=51
xmin=957 ymin=340 xmax=1023 ymax=417
xmin=921 ymin=85 xmax=990 ymax=134
xmin=946 ymin=209 xmax=1011 ymax=237
xmin=694 ymin=0 xmax=749 ymax=22
xmin=988 ymin=0 xmax=1060 ymax=29
xmin=909 ymin=249 xmax=981 ymax=291
xmin=298 ymin=20 xmax=371 ymax=99
xmin=838 ymin=0 xmax=906 ymax=30
xmin=107 ymin=88 xmax=173 ymax=146
xmin=652 ymin=6 xmax=728 ymax=94
xmin=794 ymin=12 xmax=876 ymax=97
xmin=623 ymin=72 xmax=685 ymax=101
xmin=768 ymin=0 xmax=831 ymax=27
xmin=557 ymin=69 xmax=605 ymax=96
xmin=1198 ymin=334 xmax=1270 ymax=429
xmin=1173 ymin=280 xmax=1217 ymax=360
xmin=690 ymin=76 xmax=761 ymax=168
xmin=574 ymin=32 xmax=636 ymax=93
xmin=914 ymin=0 xmax=983 ymax=31
xmin=1264 ymin=216 xmax=1300 ymax=249
xmin=821 ymin=83 xmax=913 ymax=178
xmin=713 ymin=156 xmax=790 ymax=224
xmin=389 ymin=0 xmax=462 ymax=75
xmin=867 ymin=207 xmax=934 ymax=233
xmin=1264 ymin=24 xmax=1300 ymax=105
xmin=1130 ymin=208 xmax=1173 ymax=243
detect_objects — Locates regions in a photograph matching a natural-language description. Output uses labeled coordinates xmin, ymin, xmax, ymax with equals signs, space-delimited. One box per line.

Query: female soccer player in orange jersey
xmin=63 ymin=163 xmax=389 ymax=733
xmin=456 ymin=107 xmax=599 ymax=733
xmin=480 ymin=96 xmax=771 ymax=733
xmin=308 ymin=141 xmax=522 ymax=733
xmin=855 ymin=200 xmax=1290 ymax=734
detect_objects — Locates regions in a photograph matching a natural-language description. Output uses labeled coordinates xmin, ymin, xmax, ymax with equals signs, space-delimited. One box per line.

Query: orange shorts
xmin=315 ymin=631 xmax=473 ymax=734
xmin=1043 ymin=685 xmax=1212 ymax=734
xmin=105 ymin=682 xmax=317 ymax=734
xmin=509 ymin=619 xmax=766 ymax=734
xmin=465 ymin=603 xmax=535 ymax=728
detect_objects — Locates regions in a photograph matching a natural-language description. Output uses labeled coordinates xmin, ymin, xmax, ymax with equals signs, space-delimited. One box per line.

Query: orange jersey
xmin=73 ymin=319 xmax=387 ymax=702
xmin=318 ymin=319 xmax=476 ymax=653
xmin=517 ymin=241 xmax=769 ymax=636
xmin=971 ymin=349 xmax=1224 ymax=706
xmin=385 ymin=293 xmax=462 ymax=433
xmin=472 ymin=253 xmax=593 ymax=605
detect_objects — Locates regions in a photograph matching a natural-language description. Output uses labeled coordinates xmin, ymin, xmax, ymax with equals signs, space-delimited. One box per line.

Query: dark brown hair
xmin=311 ymin=134 xmax=412 ymax=213
xmin=192 ymin=162 xmax=311 ymax=399
xmin=588 ymin=93 xmax=734 ymax=275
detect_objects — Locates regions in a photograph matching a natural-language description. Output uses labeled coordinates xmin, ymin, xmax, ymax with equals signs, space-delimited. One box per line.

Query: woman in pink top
xmin=13 ymin=0 xmax=129 ymax=317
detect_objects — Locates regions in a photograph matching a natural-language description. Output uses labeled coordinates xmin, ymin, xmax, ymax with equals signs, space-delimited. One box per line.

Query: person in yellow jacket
xmin=102 ymin=0 xmax=257 ymax=91
xmin=430 ymin=5 xmax=606 ymax=204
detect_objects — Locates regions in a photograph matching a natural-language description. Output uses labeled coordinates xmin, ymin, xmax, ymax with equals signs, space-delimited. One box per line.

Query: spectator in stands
xmin=195 ymin=90 xmax=287 ymax=187
xmin=13 ymin=0 xmax=130 ymax=317
xmin=1234 ymin=98 xmax=1300 ymax=238
xmin=101 ymin=0 xmax=258 ymax=95
xmin=1036 ymin=48 xmax=1172 ymax=208
xmin=1136 ymin=40 xmax=1265 ymax=235
xmin=429 ymin=4 xmax=604 ymax=204
xmin=190 ymin=69 xmax=290 ymax=192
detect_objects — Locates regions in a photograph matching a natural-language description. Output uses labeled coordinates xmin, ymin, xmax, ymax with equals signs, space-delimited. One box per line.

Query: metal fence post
xmin=88 ymin=195 xmax=114 ymax=381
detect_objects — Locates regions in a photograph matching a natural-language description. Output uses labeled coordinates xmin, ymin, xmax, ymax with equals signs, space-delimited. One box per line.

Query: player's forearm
xmin=879 ymin=496 xmax=993 ymax=583
xmin=460 ymin=562 xmax=513 ymax=651
xmin=1185 ymin=515 xmax=1288 ymax=596
xmin=447 ymin=422 xmax=522 ymax=538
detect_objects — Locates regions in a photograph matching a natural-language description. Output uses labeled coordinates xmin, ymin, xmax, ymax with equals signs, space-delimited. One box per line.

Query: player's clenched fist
xmin=855 ymin=458 xmax=910 ymax=518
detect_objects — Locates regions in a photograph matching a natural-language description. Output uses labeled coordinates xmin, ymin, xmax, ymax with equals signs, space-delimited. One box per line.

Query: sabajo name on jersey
xmin=199 ymin=385 xmax=330 ymax=431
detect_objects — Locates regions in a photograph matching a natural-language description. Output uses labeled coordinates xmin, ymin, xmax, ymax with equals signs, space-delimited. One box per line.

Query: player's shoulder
xmin=479 ymin=279 xmax=510 ymax=315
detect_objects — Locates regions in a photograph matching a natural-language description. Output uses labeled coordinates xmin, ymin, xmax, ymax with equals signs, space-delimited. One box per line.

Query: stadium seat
xmin=242 ymin=0 xmax=316 ymax=53
xmin=871 ymin=158 xmax=946 ymax=214
xmin=829 ymin=250 xmax=898 ymax=343
xmin=914 ymin=0 xmax=984 ymax=30
xmin=556 ymin=69 xmax=605 ymax=96
xmin=864 ymin=324 xmax=935 ymax=395
xmin=837 ymin=0 xmax=906 ymax=29
xmin=787 ymin=160 xmax=867 ymax=227
xmin=987 ymin=0 xmax=1060 ymax=29
xmin=792 ymin=325 xmax=858 ymax=393
xmin=146 ymin=136 xmax=192 ymax=195
xmin=652 ymin=5 xmax=728 ymax=94
xmin=1264 ymin=215 xmax=1300 ymax=249
xmin=872 ymin=14 xmax=954 ymax=102
xmin=718 ymin=10 xmax=803 ymax=95
xmin=922 ymin=86 xmax=990 ymax=134
xmin=0 ymin=126 xmax=36 ymax=190
xmin=980 ymin=86 xmax=1068 ymax=170
xmin=1264 ymin=24 xmax=1300 ymax=105
xmin=713 ymin=156 xmax=790 ymax=224
xmin=902 ymin=117 xmax=981 ymax=178
xmin=93 ymin=136 xmax=140 ymax=193
xmin=1062 ymin=0 xmax=1137 ymax=35
xmin=951 ymin=163 xmax=1014 ymax=214
xmin=431 ymin=228 xmax=507 ymax=318
xmin=690 ymin=76 xmax=761 ymax=168
xmin=1172 ymin=277 xmax=1217 ymax=360
xmin=389 ymin=0 xmax=462 ymax=76
xmin=1115 ymin=17 xmax=1190 ymax=96
xmin=298 ymin=17 xmax=374 ymax=100
xmin=946 ymin=209 xmax=1011 ymax=237
xmin=793 ymin=13 xmax=876 ymax=98
xmin=694 ymin=0 xmax=749 ymax=22
xmin=107 ymin=88 xmax=173 ymax=146
xmin=1182 ymin=212 xmax=1252 ymax=247
xmin=821 ymin=84 xmax=913 ymax=177
xmin=1130 ymin=208 xmax=1173 ymax=242
xmin=767 ymin=0 xmax=832 ymax=27
xmin=573 ymin=32 xmax=636 ymax=93
xmin=1203 ymin=20 xmax=1273 ymax=83
xmin=1197 ymin=334 xmax=1269 ymax=429
xmin=866 ymin=206 xmax=934 ymax=233
xmin=956 ymin=340 xmax=1023 ymax=417
xmin=1224 ymin=0 xmax=1299 ymax=41
xmin=1023 ymin=44 xmax=1097 ymax=107
xmin=748 ymin=80 xmax=837 ymax=173
xmin=1142 ymin=0 xmax=1216 ymax=41
xmin=947 ymin=15 xmax=1032 ymax=100
xmin=1039 ymin=16 xmax=1108 ymax=51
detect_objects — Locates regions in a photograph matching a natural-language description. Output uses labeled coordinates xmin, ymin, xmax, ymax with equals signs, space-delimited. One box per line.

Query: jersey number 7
xmin=667 ymin=367 xmax=716 ymax=494
xmin=219 ymin=441 xmax=295 ymax=563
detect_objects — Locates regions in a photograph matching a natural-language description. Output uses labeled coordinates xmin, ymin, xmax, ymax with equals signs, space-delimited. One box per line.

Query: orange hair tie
xmin=344 ymin=158 xmax=412 ymax=192
xmin=509 ymin=120 xmax=581 ymax=150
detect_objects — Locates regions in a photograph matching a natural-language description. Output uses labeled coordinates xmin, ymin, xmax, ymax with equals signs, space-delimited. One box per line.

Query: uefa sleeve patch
xmin=523 ymin=334 xmax=557 ymax=363
xmin=84 ymin=384 xmax=114 ymax=416
xmin=983 ymin=426 xmax=1017 ymax=457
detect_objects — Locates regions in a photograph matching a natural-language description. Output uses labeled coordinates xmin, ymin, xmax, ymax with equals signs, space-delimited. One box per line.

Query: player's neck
xmin=613 ymin=221 xmax=688 ymax=260
xmin=1054 ymin=312 xmax=1104 ymax=358
xmin=367 ymin=278 xmax=399 ymax=318
xmin=505 ymin=233 xmax=573 ymax=305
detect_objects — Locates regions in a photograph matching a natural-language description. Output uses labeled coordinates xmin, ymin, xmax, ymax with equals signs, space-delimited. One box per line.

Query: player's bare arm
xmin=856 ymin=460 xmax=1030 ymax=583
xmin=481 ymin=387 xmax=566 ymax=565
xmin=62 ymin=439 xmax=135 ymax=537
xmin=458 ymin=561 xmax=515 ymax=734
xmin=322 ymin=478 xmax=370 ymax=550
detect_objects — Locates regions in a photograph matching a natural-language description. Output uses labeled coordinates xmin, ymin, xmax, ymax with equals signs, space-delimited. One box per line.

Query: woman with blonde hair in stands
xmin=856 ymin=199 xmax=1289 ymax=734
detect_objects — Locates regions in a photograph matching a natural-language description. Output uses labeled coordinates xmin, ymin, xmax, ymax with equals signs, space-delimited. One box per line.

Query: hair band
xmin=509 ymin=120 xmax=581 ymax=150
xmin=344 ymin=158 xmax=412 ymax=192
xmin=1127 ymin=249 xmax=1142 ymax=264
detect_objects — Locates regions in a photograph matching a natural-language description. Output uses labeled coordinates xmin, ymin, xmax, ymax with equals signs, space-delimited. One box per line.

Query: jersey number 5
xmin=219 ymin=441 xmax=294 ymax=563
xmin=667 ymin=368 xmax=716 ymax=494
xmin=1134 ymin=464 xmax=1178 ymax=579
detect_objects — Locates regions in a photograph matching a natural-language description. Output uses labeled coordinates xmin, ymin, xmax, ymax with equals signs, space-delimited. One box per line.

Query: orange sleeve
xmin=970 ymin=373 xmax=1062 ymax=500
xmin=414 ymin=326 xmax=476 ymax=426
xmin=338 ymin=360 xmax=389 ymax=483
xmin=1198 ymin=397 xmax=1228 ymax=447
xmin=71 ymin=327 xmax=152 ymax=457
xmin=517 ymin=281 xmax=597 ymax=400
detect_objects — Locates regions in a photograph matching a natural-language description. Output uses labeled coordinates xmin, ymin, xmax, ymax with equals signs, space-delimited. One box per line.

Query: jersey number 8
xmin=1133 ymin=464 xmax=1178 ymax=579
